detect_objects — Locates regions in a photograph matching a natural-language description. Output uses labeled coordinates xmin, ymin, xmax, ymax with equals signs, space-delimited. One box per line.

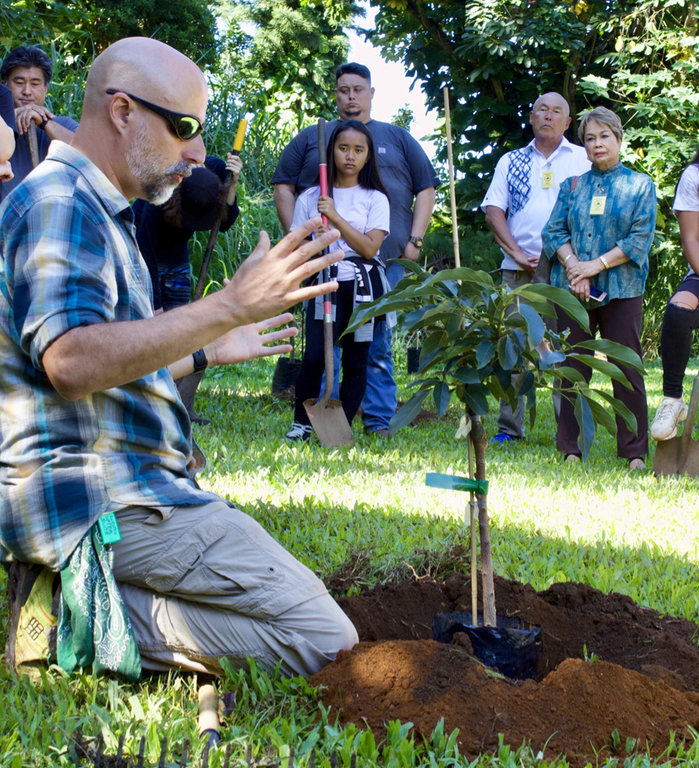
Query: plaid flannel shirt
xmin=0 ymin=141 xmax=217 ymax=570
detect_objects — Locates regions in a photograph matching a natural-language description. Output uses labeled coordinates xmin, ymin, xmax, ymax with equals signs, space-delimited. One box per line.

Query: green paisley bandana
xmin=57 ymin=525 xmax=141 ymax=681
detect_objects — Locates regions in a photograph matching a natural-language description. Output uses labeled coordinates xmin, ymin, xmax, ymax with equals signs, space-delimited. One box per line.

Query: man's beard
xmin=126 ymin=122 xmax=192 ymax=205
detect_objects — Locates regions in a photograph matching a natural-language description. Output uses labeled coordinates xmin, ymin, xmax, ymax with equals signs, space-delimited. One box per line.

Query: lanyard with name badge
xmin=590 ymin=195 xmax=607 ymax=215
xmin=542 ymin=170 xmax=553 ymax=189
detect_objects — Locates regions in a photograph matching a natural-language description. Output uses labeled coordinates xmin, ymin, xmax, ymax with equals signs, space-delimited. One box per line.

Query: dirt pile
xmin=312 ymin=575 xmax=699 ymax=766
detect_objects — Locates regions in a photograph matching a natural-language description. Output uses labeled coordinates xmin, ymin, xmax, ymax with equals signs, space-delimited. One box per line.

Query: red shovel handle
xmin=318 ymin=118 xmax=329 ymax=228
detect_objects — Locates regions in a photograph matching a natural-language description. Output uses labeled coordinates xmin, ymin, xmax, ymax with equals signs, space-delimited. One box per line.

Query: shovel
xmin=653 ymin=375 xmax=699 ymax=477
xmin=303 ymin=118 xmax=354 ymax=447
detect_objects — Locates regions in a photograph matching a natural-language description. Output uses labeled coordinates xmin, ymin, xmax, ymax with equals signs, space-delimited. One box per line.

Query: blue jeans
xmin=321 ymin=261 xmax=401 ymax=431
xmin=322 ymin=326 xmax=396 ymax=433
xmin=361 ymin=319 xmax=397 ymax=431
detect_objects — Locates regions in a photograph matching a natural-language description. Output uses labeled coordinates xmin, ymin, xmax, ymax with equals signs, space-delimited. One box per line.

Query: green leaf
xmin=517 ymin=283 xmax=591 ymax=332
xmin=422 ymin=329 xmax=448 ymax=357
xmin=429 ymin=266 xmax=495 ymax=289
xmin=476 ymin=340 xmax=496 ymax=367
xmin=497 ymin=335 xmax=519 ymax=371
xmin=549 ymin=365 xmax=588 ymax=385
xmin=518 ymin=302 xmax=546 ymax=347
xmin=575 ymin=338 xmax=645 ymax=373
xmin=433 ymin=381 xmax=451 ymax=415
xmin=566 ymin=352 xmax=631 ymax=388
xmin=388 ymin=390 xmax=429 ymax=434
xmin=514 ymin=369 xmax=535 ymax=398
xmin=452 ymin=365 xmax=483 ymax=384
xmin=463 ymin=384 xmax=490 ymax=415
xmin=574 ymin=393 xmax=596 ymax=460
xmin=539 ymin=346 xmax=566 ymax=369
xmin=595 ymin=389 xmax=638 ymax=433
xmin=583 ymin=394 xmax=618 ymax=436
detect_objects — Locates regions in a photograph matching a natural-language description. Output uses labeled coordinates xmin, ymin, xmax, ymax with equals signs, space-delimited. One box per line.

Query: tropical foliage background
xmin=2 ymin=0 xmax=698 ymax=353
xmin=2 ymin=3 xmax=699 ymax=765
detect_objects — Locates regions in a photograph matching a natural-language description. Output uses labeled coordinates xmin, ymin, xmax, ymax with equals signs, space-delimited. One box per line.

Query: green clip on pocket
xmin=97 ymin=512 xmax=122 ymax=545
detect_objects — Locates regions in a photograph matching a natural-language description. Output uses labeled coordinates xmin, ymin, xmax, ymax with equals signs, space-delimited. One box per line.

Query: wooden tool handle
xmin=318 ymin=119 xmax=329 ymax=227
xmin=28 ymin=122 xmax=40 ymax=168
xmin=685 ymin=376 xmax=699 ymax=435
xmin=198 ymin=683 xmax=220 ymax=739
xmin=679 ymin=376 xmax=699 ymax=467
xmin=320 ymin=313 xmax=334 ymax=408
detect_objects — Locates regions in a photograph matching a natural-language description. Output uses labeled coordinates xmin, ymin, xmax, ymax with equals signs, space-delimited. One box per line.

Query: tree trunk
xmin=469 ymin=409 xmax=496 ymax=626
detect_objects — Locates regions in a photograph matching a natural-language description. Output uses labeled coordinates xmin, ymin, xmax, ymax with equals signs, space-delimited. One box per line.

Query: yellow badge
xmin=590 ymin=195 xmax=607 ymax=215
xmin=542 ymin=170 xmax=553 ymax=189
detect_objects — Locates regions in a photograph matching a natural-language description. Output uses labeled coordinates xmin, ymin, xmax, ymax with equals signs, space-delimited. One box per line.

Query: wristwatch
xmin=409 ymin=236 xmax=423 ymax=249
xmin=192 ymin=347 xmax=208 ymax=373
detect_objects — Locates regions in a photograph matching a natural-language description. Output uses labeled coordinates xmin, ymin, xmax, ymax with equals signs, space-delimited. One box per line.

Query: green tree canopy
xmin=366 ymin=0 xmax=698 ymax=221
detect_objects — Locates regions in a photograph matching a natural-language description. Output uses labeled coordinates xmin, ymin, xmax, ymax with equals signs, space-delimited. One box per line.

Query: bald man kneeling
xmin=0 ymin=37 xmax=356 ymax=679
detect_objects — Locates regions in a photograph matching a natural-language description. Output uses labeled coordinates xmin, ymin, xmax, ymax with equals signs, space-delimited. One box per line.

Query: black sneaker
xmin=5 ymin=562 xmax=59 ymax=675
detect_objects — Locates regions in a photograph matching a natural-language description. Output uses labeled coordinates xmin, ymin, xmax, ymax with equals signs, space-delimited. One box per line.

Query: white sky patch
xmin=347 ymin=4 xmax=439 ymax=160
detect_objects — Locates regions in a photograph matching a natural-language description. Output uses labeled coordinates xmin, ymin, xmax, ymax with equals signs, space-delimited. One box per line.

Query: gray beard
xmin=126 ymin=122 xmax=191 ymax=204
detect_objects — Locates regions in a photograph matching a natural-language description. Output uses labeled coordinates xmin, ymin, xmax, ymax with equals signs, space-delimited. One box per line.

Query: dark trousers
xmin=294 ymin=281 xmax=370 ymax=426
xmin=659 ymin=274 xmax=699 ymax=397
xmin=555 ymin=296 xmax=648 ymax=459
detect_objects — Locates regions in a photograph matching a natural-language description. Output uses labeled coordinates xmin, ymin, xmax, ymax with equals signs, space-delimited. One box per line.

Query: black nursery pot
xmin=433 ymin=611 xmax=542 ymax=680
xmin=271 ymin=357 xmax=302 ymax=397
xmin=407 ymin=346 xmax=421 ymax=374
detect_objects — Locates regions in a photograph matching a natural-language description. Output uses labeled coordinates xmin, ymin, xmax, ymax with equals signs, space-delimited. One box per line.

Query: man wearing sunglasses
xmin=0 ymin=45 xmax=78 ymax=201
xmin=0 ymin=37 xmax=357 ymax=680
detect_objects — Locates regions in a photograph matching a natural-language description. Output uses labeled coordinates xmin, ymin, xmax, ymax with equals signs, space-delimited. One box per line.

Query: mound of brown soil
xmin=313 ymin=575 xmax=699 ymax=766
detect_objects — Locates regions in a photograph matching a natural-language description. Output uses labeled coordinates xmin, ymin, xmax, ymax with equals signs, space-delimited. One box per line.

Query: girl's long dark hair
xmin=326 ymin=120 xmax=389 ymax=201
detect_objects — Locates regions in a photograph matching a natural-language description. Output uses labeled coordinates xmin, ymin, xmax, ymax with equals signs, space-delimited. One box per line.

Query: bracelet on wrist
xmin=600 ymin=256 xmax=609 ymax=270
xmin=563 ymin=253 xmax=574 ymax=264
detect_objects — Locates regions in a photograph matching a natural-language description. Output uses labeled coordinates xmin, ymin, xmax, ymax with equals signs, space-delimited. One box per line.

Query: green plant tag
xmin=425 ymin=472 xmax=488 ymax=496
xmin=97 ymin=512 xmax=122 ymax=545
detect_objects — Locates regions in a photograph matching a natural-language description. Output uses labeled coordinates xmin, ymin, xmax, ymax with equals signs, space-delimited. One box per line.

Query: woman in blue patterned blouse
xmin=542 ymin=106 xmax=657 ymax=470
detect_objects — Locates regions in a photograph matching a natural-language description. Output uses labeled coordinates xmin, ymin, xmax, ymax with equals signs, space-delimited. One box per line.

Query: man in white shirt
xmin=481 ymin=92 xmax=590 ymax=442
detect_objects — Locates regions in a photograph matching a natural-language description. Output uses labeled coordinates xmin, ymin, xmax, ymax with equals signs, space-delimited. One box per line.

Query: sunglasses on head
xmin=105 ymin=89 xmax=204 ymax=141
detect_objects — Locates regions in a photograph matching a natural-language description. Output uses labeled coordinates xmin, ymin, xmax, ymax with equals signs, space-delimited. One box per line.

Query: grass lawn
xmin=1 ymin=345 xmax=698 ymax=767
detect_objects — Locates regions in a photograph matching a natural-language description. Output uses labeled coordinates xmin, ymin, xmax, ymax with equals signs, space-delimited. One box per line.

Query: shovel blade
xmin=304 ymin=397 xmax=354 ymax=447
xmin=653 ymin=435 xmax=699 ymax=477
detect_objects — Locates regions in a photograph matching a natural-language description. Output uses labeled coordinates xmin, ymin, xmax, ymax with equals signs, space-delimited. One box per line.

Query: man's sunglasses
xmin=105 ymin=89 xmax=204 ymax=141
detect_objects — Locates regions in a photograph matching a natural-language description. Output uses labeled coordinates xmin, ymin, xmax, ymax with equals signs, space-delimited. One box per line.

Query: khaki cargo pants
xmin=111 ymin=500 xmax=357 ymax=678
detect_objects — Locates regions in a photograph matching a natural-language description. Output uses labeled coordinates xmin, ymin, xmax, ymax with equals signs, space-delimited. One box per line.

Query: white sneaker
xmin=650 ymin=397 xmax=688 ymax=441
xmin=285 ymin=422 xmax=312 ymax=441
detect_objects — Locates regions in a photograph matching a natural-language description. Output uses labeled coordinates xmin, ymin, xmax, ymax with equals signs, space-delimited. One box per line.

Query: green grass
xmin=2 ymin=346 xmax=699 ymax=767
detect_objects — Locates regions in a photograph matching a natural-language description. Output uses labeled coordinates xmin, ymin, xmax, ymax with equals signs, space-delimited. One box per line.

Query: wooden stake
xmin=469 ymin=411 xmax=496 ymax=625
xmin=443 ymin=86 xmax=461 ymax=268
xmin=467 ymin=436 xmax=478 ymax=624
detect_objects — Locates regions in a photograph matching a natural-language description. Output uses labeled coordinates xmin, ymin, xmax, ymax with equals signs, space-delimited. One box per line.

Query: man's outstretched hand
xmin=216 ymin=217 xmax=343 ymax=327
xmin=207 ymin=304 xmax=297 ymax=367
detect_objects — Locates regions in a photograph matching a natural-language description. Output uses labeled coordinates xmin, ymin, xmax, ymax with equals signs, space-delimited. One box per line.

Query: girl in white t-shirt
xmin=286 ymin=120 xmax=390 ymax=441
xmin=650 ymin=154 xmax=699 ymax=441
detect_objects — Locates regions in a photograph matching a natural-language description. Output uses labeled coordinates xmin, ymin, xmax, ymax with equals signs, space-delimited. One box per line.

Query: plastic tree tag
xmin=97 ymin=512 xmax=122 ymax=545
xmin=425 ymin=472 xmax=488 ymax=496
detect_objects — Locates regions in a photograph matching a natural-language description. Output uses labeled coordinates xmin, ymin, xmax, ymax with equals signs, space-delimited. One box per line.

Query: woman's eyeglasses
xmin=105 ymin=89 xmax=204 ymax=141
